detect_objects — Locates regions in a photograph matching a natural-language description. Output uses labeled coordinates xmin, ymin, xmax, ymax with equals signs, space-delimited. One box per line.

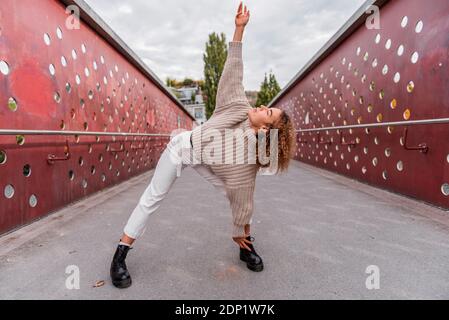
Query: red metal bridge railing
xmin=0 ymin=0 xmax=196 ymax=235
xmin=269 ymin=0 xmax=449 ymax=209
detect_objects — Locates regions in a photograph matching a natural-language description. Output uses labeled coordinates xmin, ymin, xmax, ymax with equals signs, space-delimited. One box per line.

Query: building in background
xmin=169 ymin=84 xmax=206 ymax=125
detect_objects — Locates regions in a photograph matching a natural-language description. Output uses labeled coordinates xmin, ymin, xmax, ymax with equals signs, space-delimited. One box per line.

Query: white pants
xmin=123 ymin=130 xmax=230 ymax=239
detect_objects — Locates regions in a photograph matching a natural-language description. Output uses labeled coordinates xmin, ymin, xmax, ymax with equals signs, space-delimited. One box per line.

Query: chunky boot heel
xmin=239 ymin=236 xmax=264 ymax=272
xmin=110 ymin=244 xmax=132 ymax=288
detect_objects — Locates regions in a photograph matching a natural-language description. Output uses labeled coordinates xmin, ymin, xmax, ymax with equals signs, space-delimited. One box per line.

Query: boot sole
xmin=240 ymin=256 xmax=264 ymax=272
xmin=112 ymin=278 xmax=132 ymax=289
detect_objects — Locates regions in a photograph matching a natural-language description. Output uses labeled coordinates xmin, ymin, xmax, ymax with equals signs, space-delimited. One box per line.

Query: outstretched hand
xmin=235 ymin=1 xmax=250 ymax=28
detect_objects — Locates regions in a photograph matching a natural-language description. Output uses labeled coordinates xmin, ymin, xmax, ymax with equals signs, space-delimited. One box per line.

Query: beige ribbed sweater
xmin=191 ymin=41 xmax=258 ymax=238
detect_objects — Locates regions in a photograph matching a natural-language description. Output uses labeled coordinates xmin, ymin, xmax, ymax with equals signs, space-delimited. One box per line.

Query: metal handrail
xmin=0 ymin=129 xmax=173 ymax=137
xmin=296 ymin=117 xmax=449 ymax=133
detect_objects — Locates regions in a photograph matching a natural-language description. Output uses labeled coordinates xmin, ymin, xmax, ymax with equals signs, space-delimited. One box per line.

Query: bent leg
xmin=123 ymin=137 xmax=185 ymax=239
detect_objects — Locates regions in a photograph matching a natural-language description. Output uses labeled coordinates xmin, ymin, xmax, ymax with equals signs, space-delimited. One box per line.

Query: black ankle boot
xmin=110 ymin=244 xmax=132 ymax=288
xmin=240 ymin=235 xmax=264 ymax=272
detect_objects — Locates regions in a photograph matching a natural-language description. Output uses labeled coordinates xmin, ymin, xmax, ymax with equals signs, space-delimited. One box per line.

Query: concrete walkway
xmin=0 ymin=161 xmax=448 ymax=299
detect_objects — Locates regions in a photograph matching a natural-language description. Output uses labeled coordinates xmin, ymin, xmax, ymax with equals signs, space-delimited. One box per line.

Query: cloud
xmin=84 ymin=0 xmax=366 ymax=90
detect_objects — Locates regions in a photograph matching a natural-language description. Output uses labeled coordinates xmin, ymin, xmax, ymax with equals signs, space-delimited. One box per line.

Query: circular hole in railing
xmin=362 ymin=166 xmax=367 ymax=174
xmin=379 ymin=89 xmax=385 ymax=100
xmin=375 ymin=34 xmax=381 ymax=44
xmin=0 ymin=150 xmax=7 ymax=164
xmin=43 ymin=33 xmax=51 ymax=46
xmin=372 ymin=157 xmax=378 ymax=167
xmin=397 ymin=160 xmax=404 ymax=171
xmin=75 ymin=74 xmax=81 ymax=85
xmin=88 ymin=90 xmax=94 ymax=100
xmin=101 ymin=174 xmax=106 ymax=182
xmin=390 ymin=98 xmax=397 ymax=109
xmin=8 ymin=97 xmax=18 ymax=112
xmin=403 ymin=108 xmax=411 ymax=120
xmin=447 ymin=154 xmax=449 ymax=164
xmin=61 ymin=56 xmax=68 ymax=68
xmin=394 ymin=72 xmax=401 ymax=83
xmin=367 ymin=104 xmax=373 ymax=113
xmin=70 ymin=108 xmax=76 ymax=119
xmin=385 ymin=39 xmax=392 ymax=50
xmin=56 ymin=27 xmax=63 ymax=39
xmin=100 ymin=55 xmax=105 ymax=64
xmin=80 ymin=98 xmax=85 ymax=108
xmin=401 ymin=16 xmax=408 ymax=28
xmin=83 ymin=122 xmax=88 ymax=131
xmin=0 ymin=60 xmax=10 ymax=75
xmin=99 ymin=154 xmax=104 ymax=162
xmin=363 ymin=52 xmax=369 ymax=61
xmin=415 ymin=20 xmax=424 ymax=33
xmin=69 ymin=170 xmax=75 ymax=181
xmin=29 ymin=194 xmax=38 ymax=207
xmin=116 ymin=170 xmax=120 ymax=177
xmin=374 ymin=137 xmax=380 ymax=145
xmin=382 ymin=170 xmax=388 ymax=180
xmin=4 ymin=184 xmax=15 ymax=199
xmin=84 ymin=67 xmax=90 ymax=77
xmin=54 ymin=92 xmax=61 ymax=103
xmin=369 ymin=81 xmax=375 ymax=91
xmin=72 ymin=49 xmax=77 ymax=60
xmin=16 ymin=135 xmax=25 ymax=145
xmin=384 ymin=148 xmax=391 ymax=157
xmin=387 ymin=126 xmax=394 ymax=134
xmin=49 ymin=64 xmax=56 ymax=76
xmin=23 ymin=164 xmax=31 ymax=177
xmin=407 ymin=81 xmax=415 ymax=93
xmin=411 ymin=52 xmax=419 ymax=64
xmin=397 ymin=45 xmax=405 ymax=56
xmin=441 ymin=183 xmax=449 ymax=196
xmin=79 ymin=156 xmax=84 ymax=166
xmin=372 ymin=58 xmax=378 ymax=68
xmin=93 ymin=61 xmax=98 ymax=70
xmin=382 ymin=64 xmax=389 ymax=75
xmin=91 ymin=166 xmax=96 ymax=175
xmin=81 ymin=43 xmax=87 ymax=54
xmin=60 ymin=120 xmax=65 ymax=130
xmin=82 ymin=179 xmax=88 ymax=189
xmin=356 ymin=47 xmax=361 ymax=56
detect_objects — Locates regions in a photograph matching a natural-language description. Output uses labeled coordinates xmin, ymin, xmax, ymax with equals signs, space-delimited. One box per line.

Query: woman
xmin=110 ymin=2 xmax=296 ymax=288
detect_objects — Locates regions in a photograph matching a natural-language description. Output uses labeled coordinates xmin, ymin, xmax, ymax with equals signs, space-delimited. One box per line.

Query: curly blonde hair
xmin=255 ymin=110 xmax=296 ymax=174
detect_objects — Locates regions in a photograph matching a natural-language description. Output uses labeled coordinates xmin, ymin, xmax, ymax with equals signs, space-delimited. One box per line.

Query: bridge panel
xmin=271 ymin=0 xmax=449 ymax=209
xmin=0 ymin=0 xmax=194 ymax=234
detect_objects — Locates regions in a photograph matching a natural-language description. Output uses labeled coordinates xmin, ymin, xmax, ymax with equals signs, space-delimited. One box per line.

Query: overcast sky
xmin=84 ymin=0 xmax=366 ymax=91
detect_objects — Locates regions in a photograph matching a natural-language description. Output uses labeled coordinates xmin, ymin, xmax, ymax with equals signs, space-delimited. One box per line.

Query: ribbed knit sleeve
xmin=214 ymin=41 xmax=250 ymax=115
xmin=226 ymin=183 xmax=255 ymax=238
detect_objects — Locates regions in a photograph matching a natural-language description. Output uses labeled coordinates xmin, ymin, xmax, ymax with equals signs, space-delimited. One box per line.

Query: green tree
xmin=183 ymin=78 xmax=195 ymax=87
xmin=255 ymin=71 xmax=281 ymax=106
xmin=203 ymin=32 xmax=228 ymax=119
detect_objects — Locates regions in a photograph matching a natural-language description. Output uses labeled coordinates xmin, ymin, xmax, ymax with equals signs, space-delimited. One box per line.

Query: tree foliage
xmin=203 ymin=32 xmax=228 ymax=119
xmin=255 ymin=71 xmax=281 ymax=107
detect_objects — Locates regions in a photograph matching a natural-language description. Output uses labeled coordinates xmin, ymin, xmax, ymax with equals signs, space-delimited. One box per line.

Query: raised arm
xmin=214 ymin=2 xmax=251 ymax=114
